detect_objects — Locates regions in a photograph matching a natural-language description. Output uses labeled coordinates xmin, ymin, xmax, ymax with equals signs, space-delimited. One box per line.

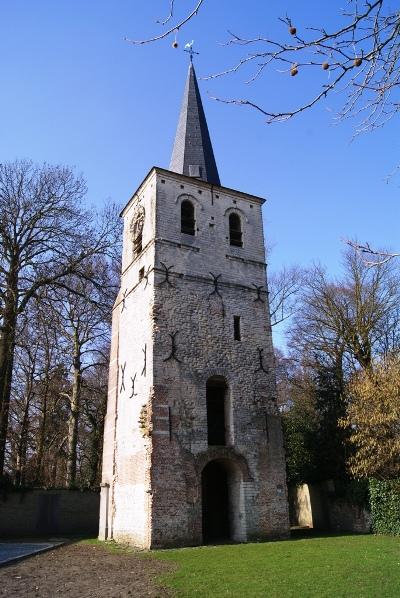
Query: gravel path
xmin=0 ymin=542 xmax=173 ymax=597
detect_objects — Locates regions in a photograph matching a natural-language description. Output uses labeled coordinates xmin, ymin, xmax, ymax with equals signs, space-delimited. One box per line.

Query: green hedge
xmin=369 ymin=479 xmax=400 ymax=536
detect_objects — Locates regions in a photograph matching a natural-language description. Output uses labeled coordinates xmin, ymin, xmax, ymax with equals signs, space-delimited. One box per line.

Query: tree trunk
xmin=35 ymin=377 xmax=50 ymax=485
xmin=0 ymin=286 xmax=18 ymax=477
xmin=66 ymin=332 xmax=82 ymax=488
xmin=88 ymin=421 xmax=103 ymax=487
xmin=15 ymin=388 xmax=33 ymax=486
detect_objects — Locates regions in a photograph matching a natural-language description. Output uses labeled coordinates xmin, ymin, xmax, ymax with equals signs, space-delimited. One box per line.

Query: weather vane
xmin=184 ymin=40 xmax=199 ymax=62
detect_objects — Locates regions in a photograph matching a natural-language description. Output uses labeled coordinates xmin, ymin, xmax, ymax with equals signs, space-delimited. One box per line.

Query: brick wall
xmin=0 ymin=489 xmax=99 ymax=536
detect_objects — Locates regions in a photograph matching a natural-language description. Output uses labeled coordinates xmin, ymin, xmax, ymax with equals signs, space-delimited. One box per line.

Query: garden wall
xmin=290 ymin=481 xmax=371 ymax=533
xmin=0 ymin=488 xmax=100 ymax=537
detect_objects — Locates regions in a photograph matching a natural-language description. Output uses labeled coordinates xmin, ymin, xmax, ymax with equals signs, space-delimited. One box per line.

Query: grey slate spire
xmin=169 ymin=62 xmax=221 ymax=185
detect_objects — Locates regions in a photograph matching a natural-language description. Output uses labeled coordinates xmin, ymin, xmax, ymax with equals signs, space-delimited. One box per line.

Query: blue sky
xmin=1 ymin=1 xmax=398 ymax=329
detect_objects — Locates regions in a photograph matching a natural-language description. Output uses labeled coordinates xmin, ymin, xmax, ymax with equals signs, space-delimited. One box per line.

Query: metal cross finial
xmin=184 ymin=40 xmax=199 ymax=62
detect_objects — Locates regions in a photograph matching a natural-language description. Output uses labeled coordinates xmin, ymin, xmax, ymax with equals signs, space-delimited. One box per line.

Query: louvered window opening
xmin=229 ymin=213 xmax=243 ymax=247
xmin=133 ymin=233 xmax=142 ymax=256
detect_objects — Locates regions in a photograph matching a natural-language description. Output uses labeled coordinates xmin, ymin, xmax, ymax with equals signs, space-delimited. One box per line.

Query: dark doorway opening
xmin=206 ymin=377 xmax=227 ymax=446
xmin=201 ymin=460 xmax=230 ymax=543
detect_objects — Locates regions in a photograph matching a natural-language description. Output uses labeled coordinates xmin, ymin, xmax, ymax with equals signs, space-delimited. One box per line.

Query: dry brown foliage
xmin=341 ymin=356 xmax=400 ymax=478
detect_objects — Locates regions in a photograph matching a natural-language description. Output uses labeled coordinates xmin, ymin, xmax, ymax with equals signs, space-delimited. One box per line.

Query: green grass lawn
xmin=153 ymin=534 xmax=400 ymax=597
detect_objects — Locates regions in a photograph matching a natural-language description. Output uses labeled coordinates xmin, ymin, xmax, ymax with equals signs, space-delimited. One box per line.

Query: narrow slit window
xmin=234 ymin=316 xmax=241 ymax=341
xmin=229 ymin=213 xmax=243 ymax=247
xmin=139 ymin=267 xmax=145 ymax=281
xmin=181 ymin=200 xmax=195 ymax=235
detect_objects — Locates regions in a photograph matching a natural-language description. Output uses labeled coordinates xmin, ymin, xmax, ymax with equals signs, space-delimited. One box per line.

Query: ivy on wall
xmin=369 ymin=479 xmax=400 ymax=536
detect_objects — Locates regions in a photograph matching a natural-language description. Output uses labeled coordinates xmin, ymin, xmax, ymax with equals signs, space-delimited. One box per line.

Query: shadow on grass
xmin=193 ymin=528 xmax=371 ymax=549
xmin=289 ymin=527 xmax=371 ymax=541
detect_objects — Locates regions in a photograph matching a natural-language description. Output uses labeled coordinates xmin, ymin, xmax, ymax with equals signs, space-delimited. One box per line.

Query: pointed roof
xmin=169 ymin=62 xmax=221 ymax=186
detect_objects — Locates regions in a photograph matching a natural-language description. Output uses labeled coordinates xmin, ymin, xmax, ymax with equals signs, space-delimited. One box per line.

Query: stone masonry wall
xmin=149 ymin=269 xmax=289 ymax=546
xmin=100 ymin=168 xmax=290 ymax=548
xmin=149 ymin=170 xmax=289 ymax=546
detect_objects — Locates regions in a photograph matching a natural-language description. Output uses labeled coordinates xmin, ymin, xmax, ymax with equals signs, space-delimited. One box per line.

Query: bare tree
xmin=32 ymin=304 xmax=67 ymax=485
xmin=78 ymin=360 xmax=109 ymax=487
xmin=6 ymin=273 xmax=114 ymax=488
xmin=6 ymin=300 xmax=68 ymax=486
xmin=0 ymin=160 xmax=120 ymax=476
xmin=289 ymin=246 xmax=400 ymax=373
xmin=268 ymin=266 xmax=304 ymax=327
xmin=128 ymin=1 xmax=400 ymax=135
xmin=7 ymin=325 xmax=38 ymax=486
xmin=41 ymin=258 xmax=115 ymax=488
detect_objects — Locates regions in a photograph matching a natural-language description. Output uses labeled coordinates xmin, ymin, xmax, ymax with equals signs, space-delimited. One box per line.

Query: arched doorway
xmin=201 ymin=460 xmax=230 ymax=542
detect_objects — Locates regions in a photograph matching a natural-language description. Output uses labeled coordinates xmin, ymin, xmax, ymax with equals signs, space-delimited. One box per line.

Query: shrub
xmin=341 ymin=357 xmax=400 ymax=479
xmin=369 ymin=479 xmax=400 ymax=535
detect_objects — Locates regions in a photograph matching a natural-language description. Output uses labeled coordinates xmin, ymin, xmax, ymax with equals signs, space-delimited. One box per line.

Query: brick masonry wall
xmin=99 ymin=168 xmax=290 ymax=548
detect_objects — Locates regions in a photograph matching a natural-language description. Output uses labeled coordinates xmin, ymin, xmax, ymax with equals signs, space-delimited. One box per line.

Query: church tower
xmin=99 ymin=62 xmax=290 ymax=548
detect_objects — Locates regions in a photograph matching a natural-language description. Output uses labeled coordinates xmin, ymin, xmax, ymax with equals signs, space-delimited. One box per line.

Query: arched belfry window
xmin=229 ymin=213 xmax=243 ymax=247
xmin=181 ymin=200 xmax=195 ymax=236
xmin=206 ymin=377 xmax=227 ymax=446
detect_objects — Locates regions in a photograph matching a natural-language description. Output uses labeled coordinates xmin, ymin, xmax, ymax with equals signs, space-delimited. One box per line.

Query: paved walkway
xmin=0 ymin=542 xmax=62 ymax=566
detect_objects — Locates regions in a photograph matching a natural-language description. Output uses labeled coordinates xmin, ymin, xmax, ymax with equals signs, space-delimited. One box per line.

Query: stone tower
xmin=99 ymin=62 xmax=290 ymax=548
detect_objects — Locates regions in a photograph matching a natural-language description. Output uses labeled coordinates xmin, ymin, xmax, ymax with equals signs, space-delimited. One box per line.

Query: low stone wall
xmin=0 ymin=488 xmax=100 ymax=537
xmin=328 ymin=499 xmax=371 ymax=533
xmin=290 ymin=482 xmax=371 ymax=533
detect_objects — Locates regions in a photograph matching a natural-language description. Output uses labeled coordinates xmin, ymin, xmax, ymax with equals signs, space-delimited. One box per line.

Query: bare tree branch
xmin=269 ymin=266 xmax=304 ymax=327
xmin=131 ymin=1 xmax=400 ymax=135
xmin=346 ymin=239 xmax=400 ymax=266
xmin=156 ymin=0 xmax=175 ymax=26
xmin=125 ymin=0 xmax=205 ymax=45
